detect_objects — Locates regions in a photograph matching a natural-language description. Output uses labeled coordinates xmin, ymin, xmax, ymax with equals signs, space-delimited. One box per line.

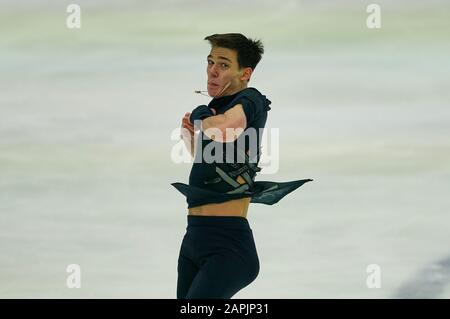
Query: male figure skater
xmin=172 ymin=33 xmax=312 ymax=299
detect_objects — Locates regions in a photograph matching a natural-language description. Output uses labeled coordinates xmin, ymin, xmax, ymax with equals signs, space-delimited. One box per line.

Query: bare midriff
xmin=188 ymin=175 xmax=251 ymax=218
xmin=188 ymin=197 xmax=251 ymax=218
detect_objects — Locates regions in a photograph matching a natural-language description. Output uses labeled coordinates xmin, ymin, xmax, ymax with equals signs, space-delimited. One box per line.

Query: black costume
xmin=177 ymin=215 xmax=259 ymax=299
xmin=172 ymin=87 xmax=312 ymax=208
xmin=173 ymin=87 xmax=312 ymax=299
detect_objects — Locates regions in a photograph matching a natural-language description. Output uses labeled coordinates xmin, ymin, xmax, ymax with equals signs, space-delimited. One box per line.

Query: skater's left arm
xmin=202 ymin=104 xmax=247 ymax=142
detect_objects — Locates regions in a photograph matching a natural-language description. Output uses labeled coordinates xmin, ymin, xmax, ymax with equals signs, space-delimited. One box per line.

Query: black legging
xmin=177 ymin=215 xmax=260 ymax=299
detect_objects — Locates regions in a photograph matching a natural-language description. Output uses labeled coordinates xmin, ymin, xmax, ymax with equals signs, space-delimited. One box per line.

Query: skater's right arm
xmin=180 ymin=112 xmax=196 ymax=158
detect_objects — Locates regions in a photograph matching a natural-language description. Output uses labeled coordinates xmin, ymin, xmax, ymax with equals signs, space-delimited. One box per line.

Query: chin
xmin=208 ymin=89 xmax=218 ymax=97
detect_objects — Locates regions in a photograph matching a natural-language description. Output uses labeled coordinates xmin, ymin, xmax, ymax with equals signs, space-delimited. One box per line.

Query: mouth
xmin=208 ymin=82 xmax=220 ymax=88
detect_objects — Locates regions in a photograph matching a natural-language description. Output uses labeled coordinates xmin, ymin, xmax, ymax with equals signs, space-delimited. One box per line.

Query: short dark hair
xmin=204 ymin=33 xmax=264 ymax=70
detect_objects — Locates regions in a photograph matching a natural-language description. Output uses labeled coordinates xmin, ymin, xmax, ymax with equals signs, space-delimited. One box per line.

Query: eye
xmin=221 ymin=63 xmax=229 ymax=68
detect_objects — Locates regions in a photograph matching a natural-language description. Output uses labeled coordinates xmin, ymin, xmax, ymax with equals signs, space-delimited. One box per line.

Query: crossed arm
xmin=181 ymin=104 xmax=248 ymax=158
xmin=202 ymin=104 xmax=247 ymax=142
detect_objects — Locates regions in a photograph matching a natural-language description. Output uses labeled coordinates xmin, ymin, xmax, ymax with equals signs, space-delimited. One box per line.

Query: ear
xmin=241 ymin=67 xmax=253 ymax=82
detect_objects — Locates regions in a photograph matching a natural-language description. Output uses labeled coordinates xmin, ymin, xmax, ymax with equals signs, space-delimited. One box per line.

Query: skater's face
xmin=206 ymin=46 xmax=252 ymax=98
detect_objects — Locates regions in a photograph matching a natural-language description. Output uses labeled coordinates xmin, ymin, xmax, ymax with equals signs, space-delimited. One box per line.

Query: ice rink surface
xmin=1 ymin=0 xmax=449 ymax=298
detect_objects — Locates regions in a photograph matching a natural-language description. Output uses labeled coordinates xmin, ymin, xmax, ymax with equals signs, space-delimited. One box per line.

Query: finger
xmin=182 ymin=118 xmax=193 ymax=127
xmin=183 ymin=115 xmax=192 ymax=123
xmin=182 ymin=121 xmax=193 ymax=128
xmin=182 ymin=123 xmax=195 ymax=132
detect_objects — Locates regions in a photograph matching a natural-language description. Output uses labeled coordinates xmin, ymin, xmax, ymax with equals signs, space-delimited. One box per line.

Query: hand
xmin=181 ymin=112 xmax=194 ymax=138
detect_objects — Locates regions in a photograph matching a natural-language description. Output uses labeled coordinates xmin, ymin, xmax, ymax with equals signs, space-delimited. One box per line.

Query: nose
xmin=208 ymin=64 xmax=219 ymax=78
